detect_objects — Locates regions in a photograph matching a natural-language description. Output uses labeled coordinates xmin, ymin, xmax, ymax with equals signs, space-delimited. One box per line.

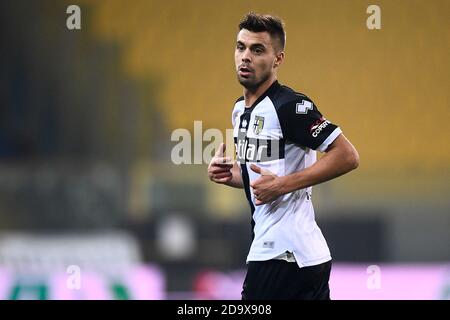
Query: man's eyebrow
xmin=236 ymin=41 xmax=267 ymax=49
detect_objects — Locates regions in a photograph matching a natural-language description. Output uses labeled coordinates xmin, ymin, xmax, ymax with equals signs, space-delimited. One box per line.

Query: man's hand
xmin=208 ymin=143 xmax=234 ymax=184
xmin=250 ymin=164 xmax=284 ymax=206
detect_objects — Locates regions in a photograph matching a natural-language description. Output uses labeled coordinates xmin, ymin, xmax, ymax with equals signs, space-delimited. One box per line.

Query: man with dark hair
xmin=208 ymin=12 xmax=359 ymax=300
xmin=238 ymin=12 xmax=286 ymax=51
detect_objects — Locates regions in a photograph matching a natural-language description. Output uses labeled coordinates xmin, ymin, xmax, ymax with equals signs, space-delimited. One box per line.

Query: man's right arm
xmin=225 ymin=161 xmax=244 ymax=189
xmin=207 ymin=143 xmax=244 ymax=189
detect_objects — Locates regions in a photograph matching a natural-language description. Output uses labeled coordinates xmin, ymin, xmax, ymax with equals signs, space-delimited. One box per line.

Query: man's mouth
xmin=239 ymin=66 xmax=253 ymax=77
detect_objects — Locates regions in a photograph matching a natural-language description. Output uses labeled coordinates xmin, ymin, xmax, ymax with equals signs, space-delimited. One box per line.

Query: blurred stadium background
xmin=0 ymin=0 xmax=449 ymax=299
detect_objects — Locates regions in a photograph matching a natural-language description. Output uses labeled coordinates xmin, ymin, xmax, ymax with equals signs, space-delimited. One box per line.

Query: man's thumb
xmin=215 ymin=143 xmax=226 ymax=157
xmin=250 ymin=164 xmax=262 ymax=174
xmin=250 ymin=164 xmax=275 ymax=176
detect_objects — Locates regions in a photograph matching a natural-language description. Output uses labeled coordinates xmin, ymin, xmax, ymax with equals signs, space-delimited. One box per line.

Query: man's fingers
xmin=213 ymin=171 xmax=232 ymax=179
xmin=250 ymin=177 xmax=263 ymax=189
xmin=210 ymin=167 xmax=232 ymax=174
xmin=214 ymin=143 xmax=226 ymax=157
xmin=215 ymin=175 xmax=233 ymax=183
xmin=250 ymin=178 xmax=261 ymax=189
xmin=254 ymin=199 xmax=263 ymax=206
xmin=213 ymin=157 xmax=233 ymax=166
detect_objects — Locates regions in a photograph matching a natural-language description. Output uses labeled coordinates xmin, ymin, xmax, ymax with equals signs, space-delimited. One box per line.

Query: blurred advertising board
xmin=0 ymin=233 xmax=165 ymax=300
xmin=194 ymin=264 xmax=450 ymax=300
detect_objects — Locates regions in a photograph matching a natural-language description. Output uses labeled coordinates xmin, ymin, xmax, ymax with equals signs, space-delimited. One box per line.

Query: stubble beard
xmin=237 ymin=71 xmax=271 ymax=93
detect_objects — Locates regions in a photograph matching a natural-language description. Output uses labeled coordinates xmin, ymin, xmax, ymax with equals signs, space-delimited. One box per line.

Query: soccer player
xmin=207 ymin=12 xmax=359 ymax=300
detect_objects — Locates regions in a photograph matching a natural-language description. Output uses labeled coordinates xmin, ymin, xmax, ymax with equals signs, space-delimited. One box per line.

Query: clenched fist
xmin=208 ymin=143 xmax=234 ymax=184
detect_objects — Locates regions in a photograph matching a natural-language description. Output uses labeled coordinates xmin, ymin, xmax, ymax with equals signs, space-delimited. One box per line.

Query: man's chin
xmin=237 ymin=76 xmax=257 ymax=89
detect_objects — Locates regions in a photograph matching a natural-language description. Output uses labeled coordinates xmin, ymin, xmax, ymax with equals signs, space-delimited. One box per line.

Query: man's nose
xmin=241 ymin=48 xmax=251 ymax=62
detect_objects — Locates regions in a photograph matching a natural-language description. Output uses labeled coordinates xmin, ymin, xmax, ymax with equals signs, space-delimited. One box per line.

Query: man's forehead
xmin=237 ymin=29 xmax=272 ymax=46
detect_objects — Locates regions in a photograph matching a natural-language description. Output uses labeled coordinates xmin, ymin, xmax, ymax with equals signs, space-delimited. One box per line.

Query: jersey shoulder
xmin=232 ymin=95 xmax=245 ymax=112
xmin=270 ymin=84 xmax=314 ymax=111
xmin=231 ymin=96 xmax=245 ymax=127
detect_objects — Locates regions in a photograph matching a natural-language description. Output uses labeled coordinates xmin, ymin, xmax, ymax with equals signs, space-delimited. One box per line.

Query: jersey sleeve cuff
xmin=316 ymin=127 xmax=342 ymax=152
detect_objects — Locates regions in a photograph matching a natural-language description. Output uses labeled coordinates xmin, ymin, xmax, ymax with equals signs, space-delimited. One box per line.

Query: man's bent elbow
xmin=347 ymin=148 xmax=360 ymax=171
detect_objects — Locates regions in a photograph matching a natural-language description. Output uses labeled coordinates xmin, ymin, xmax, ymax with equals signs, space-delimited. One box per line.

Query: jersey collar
xmin=244 ymin=80 xmax=280 ymax=112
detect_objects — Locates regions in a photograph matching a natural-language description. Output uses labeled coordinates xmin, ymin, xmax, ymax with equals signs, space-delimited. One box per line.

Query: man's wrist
xmin=278 ymin=172 xmax=305 ymax=195
xmin=278 ymin=175 xmax=291 ymax=195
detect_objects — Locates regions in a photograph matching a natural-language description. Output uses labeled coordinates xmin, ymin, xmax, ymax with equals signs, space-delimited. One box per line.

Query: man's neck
xmin=243 ymin=76 xmax=277 ymax=107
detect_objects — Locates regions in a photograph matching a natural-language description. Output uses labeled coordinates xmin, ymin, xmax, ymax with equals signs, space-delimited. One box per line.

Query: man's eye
xmin=254 ymin=48 xmax=263 ymax=54
xmin=237 ymin=45 xmax=244 ymax=51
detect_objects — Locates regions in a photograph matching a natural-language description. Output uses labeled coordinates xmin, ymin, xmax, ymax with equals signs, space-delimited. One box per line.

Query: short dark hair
xmin=238 ymin=12 xmax=286 ymax=51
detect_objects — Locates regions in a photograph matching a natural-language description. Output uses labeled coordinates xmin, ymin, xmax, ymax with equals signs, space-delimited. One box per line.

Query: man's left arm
xmin=250 ymin=133 xmax=359 ymax=205
xmin=280 ymin=133 xmax=359 ymax=194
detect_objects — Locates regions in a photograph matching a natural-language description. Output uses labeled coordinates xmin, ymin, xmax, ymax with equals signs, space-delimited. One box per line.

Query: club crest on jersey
xmin=253 ymin=116 xmax=265 ymax=135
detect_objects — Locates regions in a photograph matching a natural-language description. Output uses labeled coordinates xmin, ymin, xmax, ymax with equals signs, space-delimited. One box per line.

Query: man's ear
xmin=274 ymin=51 xmax=285 ymax=68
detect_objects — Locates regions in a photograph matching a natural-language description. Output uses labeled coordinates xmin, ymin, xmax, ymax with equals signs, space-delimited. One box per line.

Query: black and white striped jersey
xmin=232 ymin=80 xmax=341 ymax=268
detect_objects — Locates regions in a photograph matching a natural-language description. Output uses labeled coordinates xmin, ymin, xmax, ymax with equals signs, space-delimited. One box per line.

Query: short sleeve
xmin=276 ymin=97 xmax=342 ymax=152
